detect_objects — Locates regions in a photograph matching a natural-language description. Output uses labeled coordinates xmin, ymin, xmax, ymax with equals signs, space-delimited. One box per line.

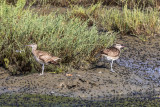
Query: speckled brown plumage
xmin=101 ymin=44 xmax=124 ymax=72
xmin=101 ymin=47 xmax=120 ymax=57
xmin=32 ymin=50 xmax=60 ymax=65
xmin=27 ymin=43 xmax=61 ymax=75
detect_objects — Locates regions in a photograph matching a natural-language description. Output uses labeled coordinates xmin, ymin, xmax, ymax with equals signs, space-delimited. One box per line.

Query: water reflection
xmin=117 ymin=57 xmax=160 ymax=81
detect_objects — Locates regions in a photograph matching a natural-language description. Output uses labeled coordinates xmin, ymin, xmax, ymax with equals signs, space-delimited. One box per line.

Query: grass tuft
xmin=68 ymin=3 xmax=160 ymax=37
xmin=99 ymin=5 xmax=160 ymax=37
xmin=5 ymin=0 xmax=160 ymax=8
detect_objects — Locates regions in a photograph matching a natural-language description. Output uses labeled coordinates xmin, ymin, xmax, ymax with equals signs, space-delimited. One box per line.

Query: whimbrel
xmin=26 ymin=43 xmax=61 ymax=75
xmin=101 ymin=44 xmax=124 ymax=72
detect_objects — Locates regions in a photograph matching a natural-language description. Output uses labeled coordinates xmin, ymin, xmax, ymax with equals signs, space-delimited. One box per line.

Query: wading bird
xmin=26 ymin=43 xmax=61 ymax=75
xmin=101 ymin=44 xmax=124 ymax=72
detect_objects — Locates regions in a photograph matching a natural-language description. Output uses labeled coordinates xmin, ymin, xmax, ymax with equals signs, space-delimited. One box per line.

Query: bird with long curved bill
xmin=26 ymin=43 xmax=61 ymax=75
xmin=101 ymin=44 xmax=124 ymax=72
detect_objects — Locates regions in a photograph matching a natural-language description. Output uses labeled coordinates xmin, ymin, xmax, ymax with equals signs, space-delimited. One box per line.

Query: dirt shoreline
xmin=0 ymin=67 xmax=159 ymax=100
xmin=0 ymin=35 xmax=159 ymax=100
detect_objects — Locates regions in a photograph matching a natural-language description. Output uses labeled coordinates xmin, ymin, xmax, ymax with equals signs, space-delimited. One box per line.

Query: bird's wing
xmin=102 ymin=47 xmax=120 ymax=57
xmin=35 ymin=50 xmax=53 ymax=63
xmin=49 ymin=56 xmax=61 ymax=64
xmin=35 ymin=50 xmax=51 ymax=56
xmin=36 ymin=50 xmax=60 ymax=64
xmin=51 ymin=56 xmax=61 ymax=61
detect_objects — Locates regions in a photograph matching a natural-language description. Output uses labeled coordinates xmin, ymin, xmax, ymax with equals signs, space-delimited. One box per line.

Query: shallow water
xmin=117 ymin=58 xmax=160 ymax=81
xmin=118 ymin=58 xmax=160 ymax=72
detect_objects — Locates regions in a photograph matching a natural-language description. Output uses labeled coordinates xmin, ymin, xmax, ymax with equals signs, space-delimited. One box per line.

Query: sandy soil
xmin=0 ymin=35 xmax=159 ymax=100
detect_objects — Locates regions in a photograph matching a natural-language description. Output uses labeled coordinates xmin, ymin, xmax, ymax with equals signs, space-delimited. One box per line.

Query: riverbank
xmin=0 ymin=35 xmax=159 ymax=100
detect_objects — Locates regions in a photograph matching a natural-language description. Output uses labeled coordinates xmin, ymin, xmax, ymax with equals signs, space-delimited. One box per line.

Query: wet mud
xmin=0 ymin=35 xmax=160 ymax=100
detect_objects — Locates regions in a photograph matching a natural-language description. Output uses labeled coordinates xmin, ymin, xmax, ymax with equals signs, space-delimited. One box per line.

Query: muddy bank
xmin=0 ymin=68 xmax=154 ymax=99
xmin=0 ymin=67 xmax=159 ymax=100
xmin=0 ymin=35 xmax=160 ymax=100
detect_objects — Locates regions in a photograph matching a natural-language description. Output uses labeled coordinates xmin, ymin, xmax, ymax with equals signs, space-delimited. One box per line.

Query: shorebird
xmin=101 ymin=44 xmax=124 ymax=72
xmin=26 ymin=43 xmax=61 ymax=75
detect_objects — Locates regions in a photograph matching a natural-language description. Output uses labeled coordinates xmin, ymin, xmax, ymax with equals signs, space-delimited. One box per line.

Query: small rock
xmin=98 ymin=71 xmax=102 ymax=73
xmin=51 ymin=91 xmax=55 ymax=94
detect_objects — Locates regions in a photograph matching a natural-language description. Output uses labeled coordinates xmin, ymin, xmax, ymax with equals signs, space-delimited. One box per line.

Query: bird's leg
xmin=40 ymin=64 xmax=44 ymax=75
xmin=111 ymin=60 xmax=115 ymax=72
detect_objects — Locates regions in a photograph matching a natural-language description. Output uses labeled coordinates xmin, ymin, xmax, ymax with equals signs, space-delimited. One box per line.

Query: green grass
xmin=69 ymin=3 xmax=160 ymax=39
xmin=101 ymin=5 xmax=160 ymax=37
xmin=0 ymin=94 xmax=160 ymax=106
xmin=5 ymin=0 xmax=160 ymax=7
xmin=0 ymin=0 xmax=115 ymax=74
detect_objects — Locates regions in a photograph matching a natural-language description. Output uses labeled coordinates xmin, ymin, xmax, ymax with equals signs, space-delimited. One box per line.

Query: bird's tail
xmin=50 ymin=57 xmax=61 ymax=64
xmin=53 ymin=58 xmax=61 ymax=62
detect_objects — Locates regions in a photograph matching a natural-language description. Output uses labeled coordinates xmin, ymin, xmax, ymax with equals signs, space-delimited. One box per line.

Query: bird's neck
xmin=115 ymin=47 xmax=121 ymax=51
xmin=31 ymin=48 xmax=37 ymax=53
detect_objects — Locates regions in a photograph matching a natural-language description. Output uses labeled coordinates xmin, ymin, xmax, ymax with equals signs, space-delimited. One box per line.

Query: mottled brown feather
xmin=33 ymin=50 xmax=60 ymax=64
xmin=101 ymin=47 xmax=120 ymax=57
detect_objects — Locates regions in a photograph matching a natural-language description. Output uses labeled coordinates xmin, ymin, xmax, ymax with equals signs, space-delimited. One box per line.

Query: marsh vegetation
xmin=0 ymin=0 xmax=159 ymax=75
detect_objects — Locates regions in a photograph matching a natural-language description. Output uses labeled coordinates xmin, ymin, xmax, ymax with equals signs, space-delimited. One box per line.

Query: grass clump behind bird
xmin=101 ymin=5 xmax=160 ymax=38
xmin=69 ymin=3 xmax=160 ymax=39
xmin=0 ymin=0 xmax=116 ymax=75
xmin=5 ymin=0 xmax=160 ymax=8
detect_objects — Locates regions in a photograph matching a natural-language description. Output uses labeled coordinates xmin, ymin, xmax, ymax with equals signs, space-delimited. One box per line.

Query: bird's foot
xmin=111 ymin=69 xmax=115 ymax=72
xmin=40 ymin=73 xmax=44 ymax=75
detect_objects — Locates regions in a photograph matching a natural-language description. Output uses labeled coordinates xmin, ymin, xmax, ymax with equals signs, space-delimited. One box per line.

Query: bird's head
xmin=114 ymin=44 xmax=125 ymax=50
xmin=26 ymin=43 xmax=37 ymax=50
